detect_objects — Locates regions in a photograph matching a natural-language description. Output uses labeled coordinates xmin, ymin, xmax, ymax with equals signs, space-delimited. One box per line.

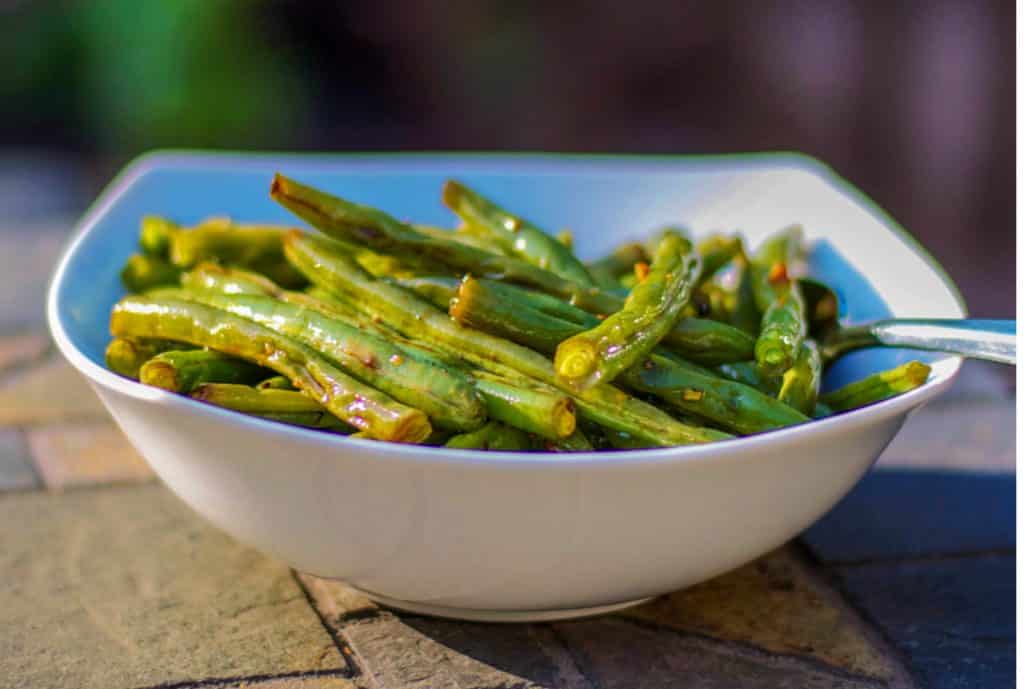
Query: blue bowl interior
xmin=53 ymin=153 xmax=955 ymax=393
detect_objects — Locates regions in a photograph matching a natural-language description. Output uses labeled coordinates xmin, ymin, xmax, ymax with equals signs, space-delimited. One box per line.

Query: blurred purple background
xmin=1 ymin=0 xmax=1014 ymax=321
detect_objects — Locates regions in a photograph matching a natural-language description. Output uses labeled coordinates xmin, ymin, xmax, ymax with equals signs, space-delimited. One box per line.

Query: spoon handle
xmin=826 ymin=319 xmax=1016 ymax=365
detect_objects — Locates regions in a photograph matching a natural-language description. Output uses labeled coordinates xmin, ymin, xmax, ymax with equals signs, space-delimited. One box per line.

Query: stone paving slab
xmin=0 ymin=356 xmax=108 ymax=426
xmin=551 ymin=617 xmax=882 ymax=689
xmin=0 ymin=428 xmax=39 ymax=492
xmin=803 ymin=470 xmax=1014 ymax=563
xmin=835 ymin=555 xmax=1014 ymax=689
xmin=27 ymin=422 xmax=153 ymax=489
xmin=0 ymin=484 xmax=346 ymax=689
xmin=619 ymin=547 xmax=905 ymax=683
xmin=299 ymin=548 xmax=910 ymax=689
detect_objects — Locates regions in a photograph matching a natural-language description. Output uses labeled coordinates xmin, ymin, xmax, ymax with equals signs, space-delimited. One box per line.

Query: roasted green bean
xmin=110 ymin=295 xmax=432 ymax=442
xmin=140 ymin=350 xmax=269 ymax=393
xmin=555 ymin=232 xmax=700 ymax=389
xmin=821 ymin=361 xmax=931 ymax=412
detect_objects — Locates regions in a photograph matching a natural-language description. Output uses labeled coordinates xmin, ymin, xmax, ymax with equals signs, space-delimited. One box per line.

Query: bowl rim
xmin=46 ymin=149 xmax=966 ymax=468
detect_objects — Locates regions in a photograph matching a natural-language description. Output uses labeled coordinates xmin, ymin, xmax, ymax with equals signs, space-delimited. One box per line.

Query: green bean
xmin=696 ymin=234 xmax=743 ymax=281
xmin=451 ymin=277 xmax=583 ymax=353
xmin=181 ymin=261 xmax=282 ymax=296
xmin=388 ymin=276 xmax=462 ymax=311
xmin=190 ymin=383 xmax=352 ymax=433
xmin=452 ymin=276 xmax=804 ymax=434
xmin=271 ymin=174 xmax=622 ymax=313
xmin=184 ymin=263 xmax=376 ymax=330
xmin=444 ymin=421 xmax=533 ymax=450
xmin=471 ymin=371 xmax=576 ymax=440
xmin=120 ymin=254 xmax=182 ymax=292
xmin=755 ymin=280 xmax=807 ymax=378
xmin=272 ymin=175 xmax=752 ymax=362
xmin=454 ymin=275 xmax=753 ymax=366
xmin=603 ymin=429 xmax=658 ymax=450
xmin=587 ymin=242 xmax=648 ymax=291
xmin=168 ymin=216 xmax=306 ymax=288
xmin=714 ymin=361 xmax=769 ymax=391
xmin=543 ymin=429 xmax=594 ymax=452
xmin=110 ymin=295 xmax=431 ymax=442
xmin=414 ymin=224 xmax=508 ymax=255
xmin=726 ymin=254 xmax=762 ymax=335
xmin=820 ymin=361 xmax=931 ymax=412
xmin=139 ymin=216 xmax=177 ymax=257
xmin=192 ymin=383 xmax=328 ymax=413
xmin=139 ymin=350 xmax=269 ymax=393
xmin=163 ymin=290 xmax=485 ymax=432
xmin=168 ymin=217 xmax=287 ymax=267
xmin=752 ymin=227 xmax=807 ymax=377
xmin=284 ymin=233 xmax=729 ymax=446
xmin=441 ymin=180 xmax=596 ymax=285
xmin=777 ymin=341 xmax=822 ymax=415
xmin=258 ymin=375 xmax=295 ymax=390
xmin=555 ymin=233 xmax=701 ymax=389
xmin=621 ymin=354 xmax=808 ymax=434
xmin=104 ymin=338 xmax=184 ymax=378
xmin=645 ymin=226 xmax=691 ymax=259
xmin=798 ymin=277 xmax=841 ymax=340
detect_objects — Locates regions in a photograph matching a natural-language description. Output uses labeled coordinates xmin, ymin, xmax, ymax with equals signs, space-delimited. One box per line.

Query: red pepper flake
xmin=768 ymin=262 xmax=788 ymax=284
xmin=634 ymin=262 xmax=650 ymax=281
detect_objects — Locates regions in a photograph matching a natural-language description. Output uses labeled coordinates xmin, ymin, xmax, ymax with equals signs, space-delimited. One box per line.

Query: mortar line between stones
xmin=611 ymin=613 xmax=895 ymax=688
xmin=290 ymin=569 xmax=362 ymax=679
xmin=132 ymin=667 xmax=353 ymax=689
xmin=544 ymin=622 xmax=607 ymax=689
xmin=8 ymin=425 xmax=46 ymax=492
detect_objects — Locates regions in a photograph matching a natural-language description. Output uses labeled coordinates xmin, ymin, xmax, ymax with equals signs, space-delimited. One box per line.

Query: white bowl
xmin=47 ymin=152 xmax=965 ymax=621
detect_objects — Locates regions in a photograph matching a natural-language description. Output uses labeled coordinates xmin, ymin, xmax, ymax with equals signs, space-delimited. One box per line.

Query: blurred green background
xmin=0 ymin=0 xmax=1014 ymax=321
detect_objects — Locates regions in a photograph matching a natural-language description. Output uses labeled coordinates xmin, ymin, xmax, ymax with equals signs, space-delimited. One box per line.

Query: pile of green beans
xmin=104 ymin=175 xmax=932 ymax=450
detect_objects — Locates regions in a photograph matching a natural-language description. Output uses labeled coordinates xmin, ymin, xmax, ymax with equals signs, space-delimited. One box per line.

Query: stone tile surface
xmin=0 ymin=428 xmax=39 ymax=491
xmin=301 ymin=560 xmax=903 ymax=689
xmin=0 ymin=332 xmax=50 ymax=375
xmin=552 ymin=617 xmax=880 ymax=689
xmin=27 ymin=422 xmax=153 ymax=489
xmin=0 ymin=357 xmax=107 ymax=426
xmin=0 ymin=485 xmax=345 ymax=689
xmin=620 ymin=547 xmax=904 ymax=683
xmin=803 ymin=469 xmax=1014 ymax=563
xmin=836 ymin=555 xmax=1014 ymax=689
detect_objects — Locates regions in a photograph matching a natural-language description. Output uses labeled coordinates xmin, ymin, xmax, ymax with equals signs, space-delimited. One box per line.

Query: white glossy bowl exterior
xmin=48 ymin=152 xmax=965 ymax=619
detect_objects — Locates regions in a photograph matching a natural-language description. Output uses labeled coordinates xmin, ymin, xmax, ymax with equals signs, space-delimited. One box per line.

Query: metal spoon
xmin=822 ymin=318 xmax=1016 ymax=365
xmin=798 ymin=278 xmax=1016 ymax=365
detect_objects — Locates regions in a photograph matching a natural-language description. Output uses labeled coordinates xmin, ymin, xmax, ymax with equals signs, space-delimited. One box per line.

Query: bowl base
xmin=351 ymin=587 xmax=655 ymax=623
